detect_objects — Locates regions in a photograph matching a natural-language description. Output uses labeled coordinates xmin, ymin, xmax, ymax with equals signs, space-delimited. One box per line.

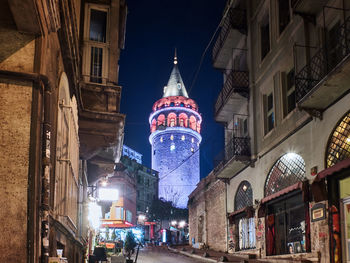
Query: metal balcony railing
xmin=295 ymin=15 xmax=350 ymax=103
xmin=212 ymin=8 xmax=247 ymax=63
xmin=213 ymin=137 xmax=251 ymax=173
xmin=215 ymin=71 xmax=249 ymax=116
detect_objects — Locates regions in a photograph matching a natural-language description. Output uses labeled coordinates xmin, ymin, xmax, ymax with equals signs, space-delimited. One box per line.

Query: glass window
xmin=285 ymin=69 xmax=296 ymax=115
xmin=126 ymin=210 xmax=132 ymax=223
xmin=326 ymin=111 xmax=350 ymax=168
xmin=265 ymin=92 xmax=274 ymax=133
xmin=89 ymin=9 xmax=107 ymax=42
xmin=266 ymin=193 xmax=307 ymax=255
xmin=90 ymin=47 xmax=103 ymax=83
xmin=278 ymin=0 xmax=290 ymax=34
xmin=115 ymin=207 xmax=124 ymax=220
xmin=265 ymin=153 xmax=306 ymax=197
xmin=237 ymin=217 xmax=256 ymax=250
xmin=260 ymin=13 xmax=270 ymax=60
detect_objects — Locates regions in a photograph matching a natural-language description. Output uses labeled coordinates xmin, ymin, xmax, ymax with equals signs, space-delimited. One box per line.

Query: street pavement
xmin=110 ymin=246 xmax=208 ymax=263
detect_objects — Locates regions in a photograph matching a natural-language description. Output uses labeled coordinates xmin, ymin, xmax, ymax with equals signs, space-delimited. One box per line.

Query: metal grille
xmin=295 ymin=16 xmax=350 ymax=103
xmin=235 ymin=181 xmax=253 ymax=211
xmin=264 ymin=153 xmax=306 ymax=197
xmin=215 ymin=71 xmax=249 ymax=116
xmin=212 ymin=8 xmax=247 ymax=62
xmin=214 ymin=136 xmax=251 ymax=169
xmin=326 ymin=111 xmax=350 ymax=168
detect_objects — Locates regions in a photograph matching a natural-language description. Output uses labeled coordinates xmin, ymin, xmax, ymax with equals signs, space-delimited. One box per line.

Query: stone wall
xmin=0 ymin=80 xmax=33 ymax=262
xmin=189 ymin=172 xmax=227 ymax=251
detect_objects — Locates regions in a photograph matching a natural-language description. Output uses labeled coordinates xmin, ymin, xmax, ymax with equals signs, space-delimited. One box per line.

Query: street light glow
xmin=171 ymin=220 xmax=177 ymax=226
xmin=179 ymin=220 xmax=186 ymax=228
xmin=88 ymin=202 xmax=102 ymax=229
xmin=99 ymin=188 xmax=119 ymax=201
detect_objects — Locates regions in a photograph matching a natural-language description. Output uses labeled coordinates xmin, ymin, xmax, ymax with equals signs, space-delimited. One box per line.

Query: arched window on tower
xmin=179 ymin=113 xmax=188 ymax=127
xmin=151 ymin=119 xmax=156 ymax=133
xmin=168 ymin=112 xmax=177 ymax=127
xmin=157 ymin=114 xmax=166 ymax=127
xmin=189 ymin=116 xmax=196 ymax=131
xmin=196 ymin=120 xmax=201 ymax=133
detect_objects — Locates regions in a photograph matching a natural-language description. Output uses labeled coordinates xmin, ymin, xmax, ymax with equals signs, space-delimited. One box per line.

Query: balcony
xmin=79 ymin=82 xmax=125 ymax=161
xmin=212 ymin=8 xmax=247 ymax=69
xmin=295 ymin=16 xmax=350 ymax=114
xmin=213 ymin=137 xmax=251 ymax=179
xmin=215 ymin=70 xmax=249 ymax=123
xmin=291 ymin=0 xmax=328 ymax=15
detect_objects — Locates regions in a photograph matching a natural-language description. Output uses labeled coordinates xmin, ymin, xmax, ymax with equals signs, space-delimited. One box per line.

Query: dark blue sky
xmin=119 ymin=0 xmax=226 ymax=179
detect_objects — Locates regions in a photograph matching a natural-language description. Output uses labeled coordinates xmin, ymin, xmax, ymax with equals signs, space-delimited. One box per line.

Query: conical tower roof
xmin=163 ymin=50 xmax=189 ymax=98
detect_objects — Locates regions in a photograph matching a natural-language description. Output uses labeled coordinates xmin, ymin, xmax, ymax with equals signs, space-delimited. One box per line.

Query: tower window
xmin=160 ymin=137 xmax=163 ymax=142
xmin=170 ymin=135 xmax=174 ymax=141
xmin=153 ymin=150 xmax=156 ymax=155
xmin=191 ymin=148 xmax=194 ymax=153
xmin=170 ymin=144 xmax=175 ymax=151
xmin=177 ymin=83 xmax=181 ymax=90
xmin=181 ymin=135 xmax=185 ymax=141
xmin=191 ymin=138 xmax=194 ymax=143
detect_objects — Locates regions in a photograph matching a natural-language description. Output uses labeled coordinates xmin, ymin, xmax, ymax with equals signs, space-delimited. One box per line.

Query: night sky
xmin=119 ymin=0 xmax=226 ymax=179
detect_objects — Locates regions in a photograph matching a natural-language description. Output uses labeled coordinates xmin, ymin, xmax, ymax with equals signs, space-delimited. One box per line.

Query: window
xmin=170 ymin=135 xmax=174 ymax=140
xmin=264 ymin=92 xmax=274 ymax=134
xmin=191 ymin=148 xmax=194 ymax=153
xmin=278 ymin=0 xmax=290 ymax=34
xmin=89 ymin=9 xmax=107 ymax=42
xmin=181 ymin=135 xmax=185 ymax=141
xmin=260 ymin=13 xmax=270 ymax=60
xmin=236 ymin=217 xmax=256 ymax=250
xmin=170 ymin=143 xmax=175 ymax=151
xmin=115 ymin=207 xmax=124 ymax=220
xmin=266 ymin=193 xmax=307 ymax=255
xmin=283 ymin=69 xmax=296 ymax=116
xmin=265 ymin=153 xmax=306 ymax=197
xmin=326 ymin=111 xmax=350 ymax=168
xmin=83 ymin=5 xmax=109 ymax=84
xmin=126 ymin=210 xmax=132 ymax=223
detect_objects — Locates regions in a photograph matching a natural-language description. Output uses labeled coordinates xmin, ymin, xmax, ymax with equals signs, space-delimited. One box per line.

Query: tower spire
xmin=174 ymin=48 xmax=178 ymax=65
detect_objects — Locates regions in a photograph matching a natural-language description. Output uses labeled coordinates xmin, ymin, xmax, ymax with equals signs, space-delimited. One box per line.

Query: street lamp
xmin=179 ymin=221 xmax=186 ymax=228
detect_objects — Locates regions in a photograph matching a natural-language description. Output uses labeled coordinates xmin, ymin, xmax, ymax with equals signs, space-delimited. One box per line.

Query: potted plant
xmin=123 ymin=231 xmax=137 ymax=263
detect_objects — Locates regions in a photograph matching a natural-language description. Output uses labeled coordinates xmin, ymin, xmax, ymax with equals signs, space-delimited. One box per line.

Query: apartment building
xmin=189 ymin=0 xmax=350 ymax=262
xmin=0 ymin=0 xmax=126 ymax=262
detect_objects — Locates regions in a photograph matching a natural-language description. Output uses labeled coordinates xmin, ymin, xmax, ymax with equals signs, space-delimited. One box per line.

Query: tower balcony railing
xmin=295 ymin=15 xmax=350 ymax=112
xmin=212 ymin=7 xmax=247 ymax=69
xmin=215 ymin=70 xmax=249 ymax=122
xmin=213 ymin=136 xmax=251 ymax=178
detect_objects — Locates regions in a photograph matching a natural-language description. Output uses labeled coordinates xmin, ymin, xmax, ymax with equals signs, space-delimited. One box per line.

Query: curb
xmin=167 ymin=247 xmax=230 ymax=263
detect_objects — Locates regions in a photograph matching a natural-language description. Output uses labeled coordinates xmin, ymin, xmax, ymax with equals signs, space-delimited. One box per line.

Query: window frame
xmin=83 ymin=4 xmax=110 ymax=84
xmin=282 ymin=69 xmax=296 ymax=118
xmin=263 ymin=91 xmax=275 ymax=135
xmin=259 ymin=11 xmax=271 ymax=61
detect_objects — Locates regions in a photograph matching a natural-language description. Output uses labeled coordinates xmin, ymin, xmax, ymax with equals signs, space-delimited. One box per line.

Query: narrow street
xmin=111 ymin=247 xmax=206 ymax=263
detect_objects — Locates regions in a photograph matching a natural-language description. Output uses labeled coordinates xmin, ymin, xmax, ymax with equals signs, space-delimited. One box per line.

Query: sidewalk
xmin=167 ymin=245 xmax=266 ymax=263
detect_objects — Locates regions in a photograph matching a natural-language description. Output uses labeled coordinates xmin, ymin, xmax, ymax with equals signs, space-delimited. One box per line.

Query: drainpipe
xmin=0 ymin=70 xmax=52 ymax=263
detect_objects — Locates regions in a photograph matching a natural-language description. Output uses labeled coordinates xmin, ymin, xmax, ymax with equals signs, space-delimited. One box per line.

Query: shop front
xmin=314 ymin=110 xmax=350 ymax=263
xmin=260 ymin=153 xmax=311 ymax=258
xmin=228 ymin=181 xmax=256 ymax=253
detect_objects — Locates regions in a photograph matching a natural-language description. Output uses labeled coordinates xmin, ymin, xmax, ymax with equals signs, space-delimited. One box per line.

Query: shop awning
xmin=228 ymin=206 xmax=254 ymax=223
xmin=315 ymin=158 xmax=350 ymax=181
xmin=260 ymin=181 xmax=303 ymax=204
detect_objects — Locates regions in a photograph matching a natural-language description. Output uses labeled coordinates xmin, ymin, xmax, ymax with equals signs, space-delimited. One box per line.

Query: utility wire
xmin=187 ymin=0 xmax=234 ymax=96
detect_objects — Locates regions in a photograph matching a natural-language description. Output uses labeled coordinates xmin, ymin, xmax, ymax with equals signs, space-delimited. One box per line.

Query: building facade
xmin=149 ymin=54 xmax=202 ymax=208
xmin=120 ymin=152 xmax=159 ymax=214
xmin=189 ymin=0 xmax=350 ymax=262
xmin=0 ymin=0 xmax=127 ymax=262
xmin=122 ymin=145 xmax=143 ymax=164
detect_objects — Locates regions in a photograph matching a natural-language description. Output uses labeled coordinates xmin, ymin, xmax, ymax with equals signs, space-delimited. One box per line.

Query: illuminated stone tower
xmin=149 ymin=52 xmax=202 ymax=208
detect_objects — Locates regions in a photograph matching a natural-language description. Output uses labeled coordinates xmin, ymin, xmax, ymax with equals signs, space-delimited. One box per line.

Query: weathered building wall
xmin=206 ymin=179 xmax=226 ymax=252
xmin=0 ymin=80 xmax=33 ymax=262
xmin=189 ymin=173 xmax=226 ymax=251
